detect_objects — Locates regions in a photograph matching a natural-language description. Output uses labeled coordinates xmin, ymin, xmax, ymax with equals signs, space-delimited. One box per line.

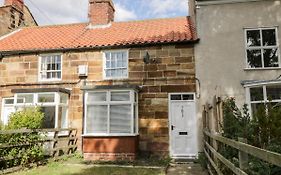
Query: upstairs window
xmin=245 ymin=28 xmax=279 ymax=69
xmin=39 ymin=54 xmax=62 ymax=81
xmin=103 ymin=50 xmax=128 ymax=79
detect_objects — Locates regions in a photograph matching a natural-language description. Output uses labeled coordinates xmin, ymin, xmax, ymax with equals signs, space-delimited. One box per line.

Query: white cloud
xmin=0 ymin=0 xmax=187 ymax=25
xmin=115 ymin=3 xmax=137 ymax=21
xmin=143 ymin=0 xmax=188 ymax=16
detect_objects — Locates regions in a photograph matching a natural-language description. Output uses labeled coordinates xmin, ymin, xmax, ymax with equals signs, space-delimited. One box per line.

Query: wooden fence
xmin=204 ymin=130 xmax=281 ymax=175
xmin=203 ymin=96 xmax=281 ymax=175
xmin=0 ymin=128 xmax=78 ymax=174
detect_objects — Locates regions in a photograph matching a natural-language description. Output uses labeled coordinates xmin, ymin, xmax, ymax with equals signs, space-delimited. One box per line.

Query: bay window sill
xmin=82 ymin=134 xmax=139 ymax=137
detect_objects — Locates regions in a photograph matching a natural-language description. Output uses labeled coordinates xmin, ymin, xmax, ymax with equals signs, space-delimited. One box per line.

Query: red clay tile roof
xmin=0 ymin=17 xmax=197 ymax=53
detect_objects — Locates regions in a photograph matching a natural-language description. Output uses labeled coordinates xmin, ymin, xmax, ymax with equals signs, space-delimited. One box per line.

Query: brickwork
xmin=89 ymin=0 xmax=114 ymax=26
xmin=84 ymin=153 xmax=136 ymax=161
xmin=0 ymin=1 xmax=37 ymax=36
xmin=0 ymin=43 xmax=195 ymax=157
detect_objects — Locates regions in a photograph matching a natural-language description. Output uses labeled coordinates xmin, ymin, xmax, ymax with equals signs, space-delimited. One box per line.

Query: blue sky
xmin=0 ymin=0 xmax=189 ymax=25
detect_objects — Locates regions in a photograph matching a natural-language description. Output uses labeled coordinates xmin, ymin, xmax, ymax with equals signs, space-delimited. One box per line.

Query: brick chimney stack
xmin=88 ymin=0 xmax=115 ymax=27
xmin=5 ymin=0 xmax=24 ymax=12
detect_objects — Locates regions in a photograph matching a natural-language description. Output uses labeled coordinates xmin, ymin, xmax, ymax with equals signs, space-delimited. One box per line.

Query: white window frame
xmin=245 ymin=83 xmax=281 ymax=115
xmin=103 ymin=50 xmax=129 ymax=80
xmin=1 ymin=98 xmax=15 ymax=125
xmin=84 ymin=89 xmax=138 ymax=136
xmin=244 ymin=27 xmax=280 ymax=69
xmin=38 ymin=53 xmax=63 ymax=82
xmin=10 ymin=92 xmax=69 ymax=129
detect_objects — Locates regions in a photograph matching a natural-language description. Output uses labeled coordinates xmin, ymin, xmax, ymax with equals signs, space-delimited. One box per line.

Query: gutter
xmin=0 ymin=39 xmax=200 ymax=57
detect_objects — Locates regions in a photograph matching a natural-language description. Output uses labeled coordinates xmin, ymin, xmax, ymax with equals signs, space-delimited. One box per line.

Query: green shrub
xmin=6 ymin=107 xmax=44 ymax=129
xmin=221 ymin=98 xmax=281 ymax=175
xmin=0 ymin=107 xmax=45 ymax=170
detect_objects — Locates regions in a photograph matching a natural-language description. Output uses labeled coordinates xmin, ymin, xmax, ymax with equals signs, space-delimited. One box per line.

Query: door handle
xmin=171 ymin=125 xmax=175 ymax=131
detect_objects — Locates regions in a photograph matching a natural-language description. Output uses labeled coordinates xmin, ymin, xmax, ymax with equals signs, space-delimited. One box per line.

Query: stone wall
xmin=0 ymin=44 xmax=196 ymax=156
xmin=0 ymin=5 xmax=37 ymax=36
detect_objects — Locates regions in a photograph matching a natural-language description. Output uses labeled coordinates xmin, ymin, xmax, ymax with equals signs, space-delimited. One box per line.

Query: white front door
xmin=169 ymin=93 xmax=198 ymax=158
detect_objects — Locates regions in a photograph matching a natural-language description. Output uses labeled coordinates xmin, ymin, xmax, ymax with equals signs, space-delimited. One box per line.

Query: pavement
xmin=167 ymin=163 xmax=208 ymax=175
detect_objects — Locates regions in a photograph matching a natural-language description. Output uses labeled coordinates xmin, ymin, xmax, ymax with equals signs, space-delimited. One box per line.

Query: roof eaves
xmin=0 ymin=39 xmax=200 ymax=56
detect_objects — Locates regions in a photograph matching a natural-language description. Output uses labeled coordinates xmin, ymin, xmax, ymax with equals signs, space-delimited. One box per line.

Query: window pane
xmin=38 ymin=94 xmax=55 ymax=103
xmin=266 ymin=86 xmax=281 ymax=100
xmin=247 ymin=49 xmax=262 ymax=68
xmin=247 ymin=30 xmax=261 ymax=47
xmin=171 ymin=95 xmax=181 ymax=100
xmin=86 ymin=105 xmax=108 ymax=133
xmin=58 ymin=106 xmax=68 ymax=129
xmin=263 ymin=48 xmax=279 ymax=67
xmin=4 ymin=99 xmax=14 ymax=105
xmin=111 ymin=91 xmax=130 ymax=101
xmin=88 ymin=92 xmax=107 ymax=102
xmin=251 ymin=103 xmax=265 ymax=115
xmin=41 ymin=106 xmax=56 ymax=128
xmin=17 ymin=94 xmax=33 ymax=103
xmin=183 ymin=94 xmax=194 ymax=100
xmin=60 ymin=94 xmax=68 ymax=104
xmin=110 ymin=105 xmax=131 ymax=133
xmin=262 ymin=29 xmax=276 ymax=46
xmin=250 ymin=87 xmax=264 ymax=101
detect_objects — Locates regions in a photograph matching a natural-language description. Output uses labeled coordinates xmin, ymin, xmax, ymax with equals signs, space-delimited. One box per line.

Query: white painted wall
xmin=195 ymin=0 xmax=281 ymax=150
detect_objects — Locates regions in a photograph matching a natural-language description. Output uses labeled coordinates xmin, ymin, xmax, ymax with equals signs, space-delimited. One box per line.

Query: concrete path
xmin=167 ymin=163 xmax=208 ymax=175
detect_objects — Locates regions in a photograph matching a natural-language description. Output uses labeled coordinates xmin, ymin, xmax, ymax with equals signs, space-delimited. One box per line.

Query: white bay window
xmin=13 ymin=92 xmax=68 ymax=129
xmin=85 ymin=90 xmax=138 ymax=136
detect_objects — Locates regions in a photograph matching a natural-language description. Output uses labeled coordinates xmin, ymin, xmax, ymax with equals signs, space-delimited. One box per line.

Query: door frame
xmin=168 ymin=92 xmax=198 ymax=158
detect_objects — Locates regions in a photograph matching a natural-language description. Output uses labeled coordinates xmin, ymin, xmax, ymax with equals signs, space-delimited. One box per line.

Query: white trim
xmin=102 ymin=49 xmax=129 ymax=80
xmin=11 ymin=92 xmax=69 ymax=128
xmin=246 ymin=83 xmax=281 ymax=116
xmin=38 ymin=53 xmax=63 ymax=82
xmin=168 ymin=92 xmax=198 ymax=158
xmin=0 ymin=29 xmax=22 ymax=41
xmin=84 ymin=89 xmax=138 ymax=136
xmin=1 ymin=97 xmax=15 ymax=125
xmin=82 ymin=134 xmax=139 ymax=137
xmin=244 ymin=27 xmax=280 ymax=69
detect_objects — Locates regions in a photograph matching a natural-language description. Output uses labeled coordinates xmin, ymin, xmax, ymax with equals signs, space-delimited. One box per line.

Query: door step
xmin=171 ymin=158 xmax=196 ymax=164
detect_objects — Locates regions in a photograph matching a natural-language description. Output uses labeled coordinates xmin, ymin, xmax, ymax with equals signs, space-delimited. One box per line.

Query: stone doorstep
xmin=167 ymin=163 xmax=208 ymax=175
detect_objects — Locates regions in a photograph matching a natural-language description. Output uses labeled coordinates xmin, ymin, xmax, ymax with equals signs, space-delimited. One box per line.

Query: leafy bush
xmin=0 ymin=107 xmax=45 ymax=170
xmin=221 ymin=98 xmax=281 ymax=175
xmin=6 ymin=107 xmax=44 ymax=129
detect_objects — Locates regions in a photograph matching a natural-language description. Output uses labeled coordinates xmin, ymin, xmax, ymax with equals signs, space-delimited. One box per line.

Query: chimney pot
xmin=88 ymin=0 xmax=115 ymax=27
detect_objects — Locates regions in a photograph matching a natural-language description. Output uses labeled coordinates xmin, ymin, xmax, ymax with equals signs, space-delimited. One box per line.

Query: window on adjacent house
xmin=249 ymin=85 xmax=281 ymax=114
xmin=85 ymin=90 xmax=138 ymax=135
xmin=245 ymin=28 xmax=280 ymax=68
xmin=11 ymin=92 xmax=68 ymax=129
xmin=40 ymin=54 xmax=62 ymax=81
xmin=103 ymin=50 xmax=128 ymax=79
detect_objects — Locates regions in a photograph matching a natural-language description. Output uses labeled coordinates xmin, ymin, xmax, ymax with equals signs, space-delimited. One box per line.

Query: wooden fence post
xmin=238 ymin=137 xmax=249 ymax=171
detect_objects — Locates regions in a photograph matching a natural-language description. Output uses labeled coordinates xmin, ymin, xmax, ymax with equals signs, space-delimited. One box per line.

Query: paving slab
xmin=167 ymin=163 xmax=208 ymax=175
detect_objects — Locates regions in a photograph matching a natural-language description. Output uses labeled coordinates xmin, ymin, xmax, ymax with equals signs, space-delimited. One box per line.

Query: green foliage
xmin=6 ymin=107 xmax=44 ymax=129
xmin=221 ymin=98 xmax=281 ymax=175
xmin=0 ymin=107 xmax=45 ymax=170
